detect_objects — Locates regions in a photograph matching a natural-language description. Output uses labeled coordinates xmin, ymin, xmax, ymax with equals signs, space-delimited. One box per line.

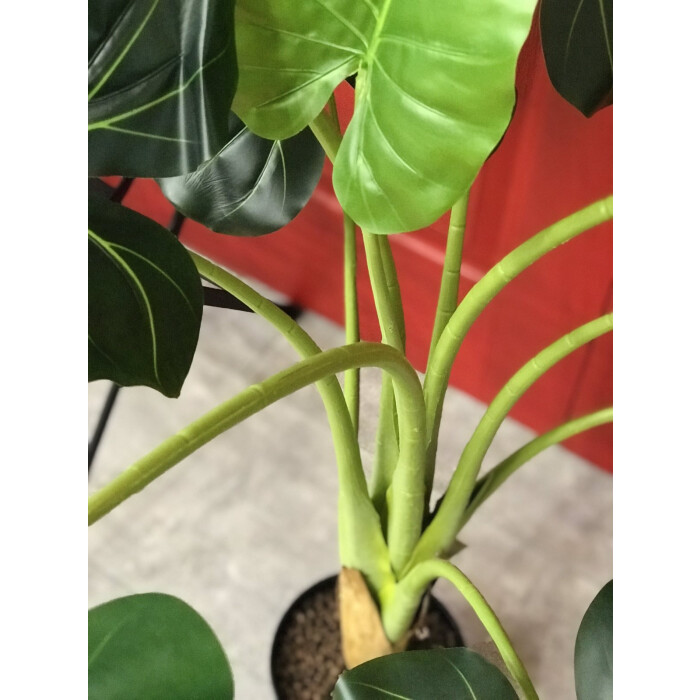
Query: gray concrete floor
xmin=88 ymin=283 xmax=612 ymax=700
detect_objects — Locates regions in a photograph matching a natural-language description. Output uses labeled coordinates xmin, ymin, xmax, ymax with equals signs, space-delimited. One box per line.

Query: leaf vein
xmin=254 ymin=55 xmax=356 ymax=109
xmin=88 ymin=0 xmax=160 ymax=100
xmin=109 ymin=243 xmax=199 ymax=320
xmin=306 ymin=0 xmax=369 ymax=49
xmin=88 ymin=230 xmax=161 ymax=385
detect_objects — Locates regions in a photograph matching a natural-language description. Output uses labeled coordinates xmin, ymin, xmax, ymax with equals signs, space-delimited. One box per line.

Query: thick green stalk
xmin=368 ymin=375 xmax=399 ymax=530
xmin=309 ymin=107 xmax=341 ymax=164
xmin=462 ymin=407 xmax=613 ymax=526
xmin=376 ymin=235 xmax=406 ymax=350
xmin=423 ymin=196 xmax=613 ymax=486
xmin=364 ymin=230 xmax=406 ymax=536
xmin=408 ymin=314 xmax=613 ymax=570
xmin=362 ymin=230 xmax=422 ymax=571
xmin=362 ymin=231 xmax=405 ymax=351
xmin=383 ymin=559 xmax=538 ymax=700
xmin=191 ymin=254 xmax=386 ymax=591
xmin=343 ymin=213 xmax=360 ymax=432
xmin=88 ymin=342 xmax=421 ymax=592
xmin=310 ymin=102 xmax=422 ymax=572
xmin=427 ymin=191 xmax=469 ymax=364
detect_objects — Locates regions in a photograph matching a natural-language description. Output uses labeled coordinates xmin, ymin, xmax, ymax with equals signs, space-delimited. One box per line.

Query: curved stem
xmin=376 ymin=235 xmax=406 ymax=350
xmin=364 ymin=230 xmax=406 ymax=538
xmin=428 ymin=191 xmax=469 ymax=364
xmin=383 ymin=560 xmax=538 ymax=700
xmin=408 ymin=314 xmax=613 ymax=570
xmin=362 ymin=230 xmax=405 ymax=351
xmin=369 ymin=374 xmax=399 ymax=531
xmin=462 ymin=407 xmax=613 ymax=526
xmin=88 ymin=342 xmax=422 ymax=588
xmin=362 ymin=230 xmax=421 ymax=571
xmin=343 ymin=213 xmax=360 ymax=432
xmin=190 ymin=254 xmax=388 ymax=591
xmin=423 ymin=196 xmax=613 ymax=476
xmin=309 ymin=106 xmax=341 ymax=164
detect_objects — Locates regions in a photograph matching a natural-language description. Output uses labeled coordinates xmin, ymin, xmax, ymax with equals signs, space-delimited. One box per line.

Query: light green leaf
xmin=88 ymin=593 xmax=234 ymax=699
xmin=158 ymin=112 xmax=325 ymax=235
xmin=233 ymin=0 xmax=537 ymax=233
xmin=88 ymin=0 xmax=237 ymax=177
xmin=88 ymin=192 xmax=203 ymax=398
xmin=333 ymin=647 xmax=518 ymax=699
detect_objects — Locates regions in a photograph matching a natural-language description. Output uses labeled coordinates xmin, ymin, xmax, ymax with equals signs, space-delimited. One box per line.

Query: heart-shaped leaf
xmin=540 ymin=0 xmax=613 ymax=117
xmin=233 ymin=0 xmax=537 ymax=234
xmin=333 ymin=647 xmax=518 ymax=699
xmin=88 ymin=192 xmax=203 ymax=397
xmin=88 ymin=0 xmax=237 ymax=177
xmin=575 ymin=580 xmax=613 ymax=700
xmin=158 ymin=113 xmax=325 ymax=235
xmin=88 ymin=593 xmax=234 ymax=699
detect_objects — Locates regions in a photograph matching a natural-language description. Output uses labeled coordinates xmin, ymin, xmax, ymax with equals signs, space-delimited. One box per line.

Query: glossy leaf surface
xmin=233 ymin=0 xmax=538 ymax=234
xmin=575 ymin=580 xmax=613 ymax=700
xmin=333 ymin=647 xmax=518 ymax=699
xmin=158 ymin=113 xmax=324 ymax=235
xmin=540 ymin=0 xmax=613 ymax=117
xmin=88 ymin=593 xmax=234 ymax=699
xmin=88 ymin=0 xmax=237 ymax=177
xmin=88 ymin=193 xmax=203 ymax=397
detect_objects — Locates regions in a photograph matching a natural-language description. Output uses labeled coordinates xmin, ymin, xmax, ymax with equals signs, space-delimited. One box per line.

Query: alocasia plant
xmin=88 ymin=0 xmax=613 ymax=695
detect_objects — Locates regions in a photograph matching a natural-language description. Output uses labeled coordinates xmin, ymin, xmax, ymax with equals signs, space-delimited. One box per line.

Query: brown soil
xmin=271 ymin=577 xmax=463 ymax=700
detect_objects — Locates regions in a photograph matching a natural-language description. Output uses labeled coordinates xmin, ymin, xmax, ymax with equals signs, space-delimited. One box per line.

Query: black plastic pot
xmin=270 ymin=574 xmax=464 ymax=700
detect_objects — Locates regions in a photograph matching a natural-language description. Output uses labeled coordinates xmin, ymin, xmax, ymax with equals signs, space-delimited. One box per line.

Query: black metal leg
xmin=88 ymin=383 xmax=121 ymax=473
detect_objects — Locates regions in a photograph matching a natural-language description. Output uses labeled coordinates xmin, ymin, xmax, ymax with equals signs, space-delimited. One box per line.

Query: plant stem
xmin=361 ymin=230 xmax=422 ymax=572
xmin=88 ymin=342 xmax=421 ymax=589
xmin=368 ymin=375 xmax=399 ymax=531
xmin=376 ymin=235 xmax=406 ymax=350
xmin=423 ymin=196 xmax=613 ymax=481
xmin=383 ymin=559 xmax=538 ymax=700
xmin=309 ymin=106 xmax=342 ymax=164
xmin=190 ymin=254 xmax=389 ymax=592
xmin=310 ymin=98 xmax=421 ymax=573
xmin=427 ymin=191 xmax=469 ymax=364
xmin=408 ymin=313 xmax=613 ymax=570
xmin=462 ymin=407 xmax=613 ymax=526
xmin=343 ymin=214 xmax=360 ymax=432
xmin=362 ymin=231 xmax=405 ymax=351
xmin=363 ymin=230 xmax=407 ymax=538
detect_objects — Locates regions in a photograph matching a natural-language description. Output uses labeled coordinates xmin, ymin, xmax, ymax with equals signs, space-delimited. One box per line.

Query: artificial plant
xmin=88 ymin=0 xmax=612 ymax=696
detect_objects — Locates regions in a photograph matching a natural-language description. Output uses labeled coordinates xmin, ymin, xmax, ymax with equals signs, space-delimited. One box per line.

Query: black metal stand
xmin=88 ymin=383 xmax=121 ymax=472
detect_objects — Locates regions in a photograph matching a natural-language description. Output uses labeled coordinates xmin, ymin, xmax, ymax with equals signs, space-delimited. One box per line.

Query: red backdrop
xmin=117 ymin=18 xmax=613 ymax=471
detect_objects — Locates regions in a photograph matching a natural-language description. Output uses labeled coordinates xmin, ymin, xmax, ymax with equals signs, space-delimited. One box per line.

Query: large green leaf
xmin=540 ymin=0 xmax=613 ymax=117
xmin=88 ymin=593 xmax=234 ymax=699
xmin=158 ymin=113 xmax=325 ymax=235
xmin=88 ymin=0 xmax=237 ymax=177
xmin=88 ymin=192 xmax=203 ymax=398
xmin=333 ymin=648 xmax=518 ymax=699
xmin=575 ymin=580 xmax=613 ymax=700
xmin=233 ymin=0 xmax=538 ymax=234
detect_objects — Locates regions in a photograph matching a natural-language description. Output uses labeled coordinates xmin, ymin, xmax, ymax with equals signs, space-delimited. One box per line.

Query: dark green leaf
xmin=540 ymin=0 xmax=613 ymax=117
xmin=233 ymin=0 xmax=538 ymax=234
xmin=88 ymin=0 xmax=237 ymax=177
xmin=88 ymin=193 xmax=203 ymax=397
xmin=575 ymin=580 xmax=613 ymax=700
xmin=333 ymin=647 xmax=518 ymax=699
xmin=158 ymin=113 xmax=324 ymax=235
xmin=88 ymin=593 xmax=234 ymax=700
